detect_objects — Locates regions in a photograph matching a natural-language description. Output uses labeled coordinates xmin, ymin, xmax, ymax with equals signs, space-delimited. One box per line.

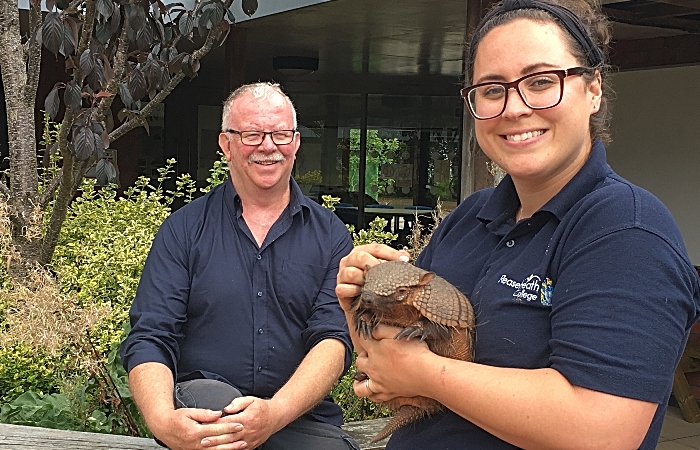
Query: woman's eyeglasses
xmin=460 ymin=67 xmax=593 ymax=120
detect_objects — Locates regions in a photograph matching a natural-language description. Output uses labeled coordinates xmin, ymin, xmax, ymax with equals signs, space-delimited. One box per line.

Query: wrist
xmin=411 ymin=350 xmax=446 ymax=398
xmin=265 ymin=398 xmax=291 ymax=433
xmin=145 ymin=408 xmax=175 ymax=442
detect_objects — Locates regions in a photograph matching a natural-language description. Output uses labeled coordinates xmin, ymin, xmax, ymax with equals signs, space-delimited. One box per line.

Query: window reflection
xmin=291 ymin=93 xmax=462 ymax=230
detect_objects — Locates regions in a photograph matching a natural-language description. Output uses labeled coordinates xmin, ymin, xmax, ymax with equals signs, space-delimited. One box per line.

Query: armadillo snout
xmin=360 ymin=291 xmax=380 ymax=306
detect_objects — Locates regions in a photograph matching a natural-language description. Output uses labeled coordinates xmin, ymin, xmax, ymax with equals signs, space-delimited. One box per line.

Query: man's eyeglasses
xmin=460 ymin=67 xmax=594 ymax=120
xmin=224 ymin=129 xmax=297 ymax=146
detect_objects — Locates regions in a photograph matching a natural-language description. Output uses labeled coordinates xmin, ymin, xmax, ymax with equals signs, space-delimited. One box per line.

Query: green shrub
xmin=321 ymin=195 xmax=398 ymax=248
xmin=52 ymin=161 xmax=194 ymax=351
xmin=0 ymin=338 xmax=149 ymax=436
xmin=0 ymin=160 xmax=193 ymax=434
xmin=0 ymin=344 xmax=60 ymax=404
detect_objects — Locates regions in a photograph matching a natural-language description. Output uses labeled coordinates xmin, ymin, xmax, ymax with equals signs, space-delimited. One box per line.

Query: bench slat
xmin=0 ymin=423 xmax=162 ymax=449
xmin=0 ymin=419 xmax=390 ymax=450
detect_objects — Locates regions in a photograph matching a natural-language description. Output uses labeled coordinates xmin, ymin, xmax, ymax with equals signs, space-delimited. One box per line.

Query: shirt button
xmin=257 ymin=291 xmax=263 ymax=297
xmin=257 ymin=254 xmax=262 ymax=260
xmin=506 ymin=239 xmax=515 ymax=248
xmin=258 ymin=328 xmax=264 ymax=334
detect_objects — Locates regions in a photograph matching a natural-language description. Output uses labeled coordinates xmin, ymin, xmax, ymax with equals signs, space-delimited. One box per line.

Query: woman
xmin=335 ymin=0 xmax=700 ymax=448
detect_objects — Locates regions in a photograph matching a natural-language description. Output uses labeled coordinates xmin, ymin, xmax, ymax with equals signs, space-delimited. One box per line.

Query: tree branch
xmin=94 ymin=15 xmax=130 ymax=123
xmin=56 ymin=108 xmax=75 ymax=160
xmin=38 ymin=167 xmax=64 ymax=209
xmin=59 ymin=0 xmax=84 ymax=18
xmin=108 ymin=18 xmax=228 ymax=142
xmin=0 ymin=181 xmax=10 ymax=199
xmin=108 ymin=71 xmax=185 ymax=142
xmin=76 ymin=0 xmax=97 ymax=56
xmin=40 ymin=157 xmax=88 ymax=265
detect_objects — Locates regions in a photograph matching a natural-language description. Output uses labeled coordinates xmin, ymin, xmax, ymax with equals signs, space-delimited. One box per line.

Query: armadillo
xmin=351 ymin=260 xmax=474 ymax=443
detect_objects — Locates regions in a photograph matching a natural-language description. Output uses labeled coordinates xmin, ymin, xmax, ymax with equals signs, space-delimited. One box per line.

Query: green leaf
xmin=110 ymin=7 xmax=122 ymax=34
xmin=96 ymin=0 xmax=114 ymax=20
xmin=128 ymin=68 xmax=147 ymax=100
xmin=79 ymin=49 xmax=94 ymax=81
xmin=136 ymin=22 xmax=153 ymax=52
xmin=60 ymin=21 xmax=75 ymax=56
xmin=225 ymin=8 xmax=235 ymax=23
xmin=9 ymin=391 xmax=43 ymax=407
xmin=119 ymin=82 xmax=134 ymax=109
xmin=94 ymin=19 xmax=112 ymax=46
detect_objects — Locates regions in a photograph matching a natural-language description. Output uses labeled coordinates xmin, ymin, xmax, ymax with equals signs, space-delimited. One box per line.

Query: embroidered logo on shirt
xmin=498 ymin=274 xmax=553 ymax=306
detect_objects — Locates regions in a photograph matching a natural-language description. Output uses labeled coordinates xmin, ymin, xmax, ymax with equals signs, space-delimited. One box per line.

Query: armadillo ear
xmin=418 ymin=272 xmax=435 ymax=285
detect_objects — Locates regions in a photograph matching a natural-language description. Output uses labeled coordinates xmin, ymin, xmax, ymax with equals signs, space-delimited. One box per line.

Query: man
xmin=120 ymin=82 xmax=357 ymax=450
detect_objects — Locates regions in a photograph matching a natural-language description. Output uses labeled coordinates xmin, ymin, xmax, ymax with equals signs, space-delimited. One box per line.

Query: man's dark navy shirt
xmin=120 ymin=179 xmax=354 ymax=425
xmin=386 ymin=141 xmax=700 ymax=449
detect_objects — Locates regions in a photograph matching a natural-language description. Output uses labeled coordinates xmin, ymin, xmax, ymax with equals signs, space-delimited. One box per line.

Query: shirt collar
xmin=224 ymin=177 xmax=311 ymax=224
xmin=477 ymin=139 xmax=612 ymax=231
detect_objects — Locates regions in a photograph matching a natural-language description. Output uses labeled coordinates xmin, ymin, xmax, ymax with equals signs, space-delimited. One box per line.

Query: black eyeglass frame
xmin=224 ymin=129 xmax=298 ymax=145
xmin=460 ymin=66 xmax=594 ymax=120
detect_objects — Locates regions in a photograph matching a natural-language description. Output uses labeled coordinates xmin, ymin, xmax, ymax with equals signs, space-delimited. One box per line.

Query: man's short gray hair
xmin=221 ymin=82 xmax=298 ymax=131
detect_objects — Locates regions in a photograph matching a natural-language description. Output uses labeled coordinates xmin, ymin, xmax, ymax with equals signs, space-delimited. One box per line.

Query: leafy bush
xmin=321 ymin=195 xmax=398 ymax=248
xmin=0 ymin=338 xmax=149 ymax=435
xmin=52 ymin=161 xmax=194 ymax=351
xmin=0 ymin=160 xmax=193 ymax=434
xmin=0 ymin=345 xmax=61 ymax=404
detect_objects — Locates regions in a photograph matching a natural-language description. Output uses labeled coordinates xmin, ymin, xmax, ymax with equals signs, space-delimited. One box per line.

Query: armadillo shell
xmin=412 ymin=275 xmax=473 ymax=328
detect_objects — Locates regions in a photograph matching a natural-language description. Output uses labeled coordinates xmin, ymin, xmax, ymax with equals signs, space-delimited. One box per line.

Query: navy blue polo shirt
xmin=120 ymin=179 xmax=354 ymax=425
xmin=387 ymin=140 xmax=700 ymax=449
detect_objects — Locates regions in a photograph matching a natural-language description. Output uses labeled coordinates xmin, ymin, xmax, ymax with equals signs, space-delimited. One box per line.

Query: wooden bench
xmin=671 ymin=266 xmax=700 ymax=422
xmin=674 ymin=339 xmax=700 ymax=422
xmin=0 ymin=418 xmax=389 ymax=449
xmin=342 ymin=418 xmax=389 ymax=449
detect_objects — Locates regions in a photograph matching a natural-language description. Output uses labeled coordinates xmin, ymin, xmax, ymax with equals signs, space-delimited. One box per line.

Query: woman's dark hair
xmin=465 ymin=0 xmax=614 ymax=144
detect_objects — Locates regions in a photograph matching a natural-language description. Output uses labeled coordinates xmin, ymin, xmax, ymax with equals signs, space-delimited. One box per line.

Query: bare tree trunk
xmin=0 ymin=0 xmax=42 ymax=275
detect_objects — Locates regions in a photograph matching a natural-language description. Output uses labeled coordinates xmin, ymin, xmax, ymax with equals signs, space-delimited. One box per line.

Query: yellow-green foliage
xmin=321 ymin=195 xmax=395 ymax=421
xmin=0 ymin=344 xmax=61 ymax=402
xmin=321 ymin=195 xmax=398 ymax=247
xmin=199 ymin=152 xmax=229 ymax=193
xmin=51 ymin=176 xmax=179 ymax=352
xmin=294 ymin=169 xmax=322 ymax=185
xmin=0 ymin=162 xmax=193 ymax=434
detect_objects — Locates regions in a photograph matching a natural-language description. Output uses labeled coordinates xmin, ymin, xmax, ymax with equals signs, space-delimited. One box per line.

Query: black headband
xmin=468 ymin=0 xmax=605 ymax=70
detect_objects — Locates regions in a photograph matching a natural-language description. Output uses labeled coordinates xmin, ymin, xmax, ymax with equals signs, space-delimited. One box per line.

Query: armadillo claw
xmin=353 ymin=371 xmax=369 ymax=381
xmin=357 ymin=320 xmax=373 ymax=340
xmin=395 ymin=326 xmax=425 ymax=341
